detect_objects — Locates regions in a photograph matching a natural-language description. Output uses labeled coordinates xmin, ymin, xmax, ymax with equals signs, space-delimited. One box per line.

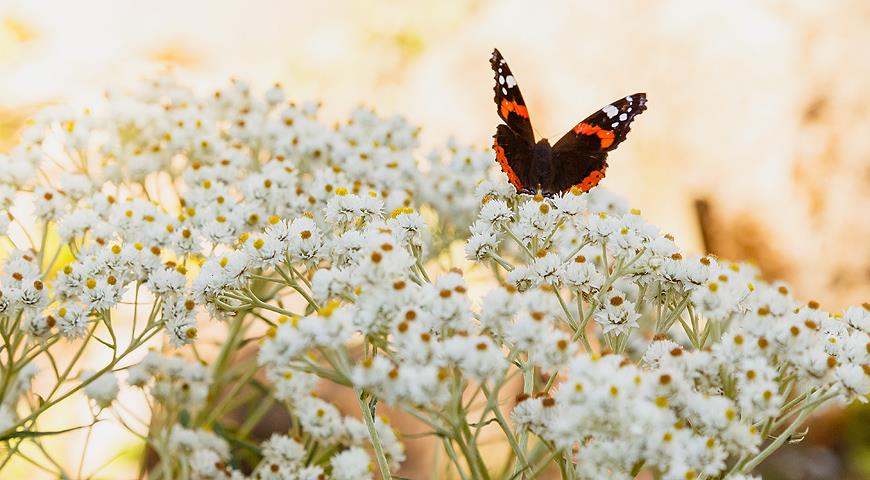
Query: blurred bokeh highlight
xmin=1 ymin=0 xmax=868 ymax=478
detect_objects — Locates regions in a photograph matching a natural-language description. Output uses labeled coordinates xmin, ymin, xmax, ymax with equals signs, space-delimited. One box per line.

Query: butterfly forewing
xmin=490 ymin=49 xmax=535 ymax=143
xmin=550 ymin=93 xmax=647 ymax=194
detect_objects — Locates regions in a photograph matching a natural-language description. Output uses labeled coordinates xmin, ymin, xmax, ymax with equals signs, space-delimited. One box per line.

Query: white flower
xmin=297 ymin=466 xmax=325 ymax=480
xmin=296 ymin=396 xmax=345 ymax=441
xmin=529 ymin=252 xmax=562 ymax=285
xmin=423 ymin=272 xmax=473 ymax=330
xmin=286 ymin=216 xmax=322 ymax=262
xmin=511 ymin=395 xmax=556 ymax=434
xmin=560 ymin=253 xmax=605 ymax=293
xmin=586 ymin=187 xmax=629 ymax=215
xmin=163 ymin=300 xmax=198 ymax=348
xmin=386 ymin=209 xmax=426 ymax=247
xmin=169 ymin=426 xmax=230 ymax=459
xmin=351 ymin=355 xmax=394 ymax=390
xmin=266 ymin=366 xmax=319 ymax=401
xmin=57 ymin=209 xmax=100 ymax=243
xmin=506 ymin=265 xmax=535 ymax=292
xmin=479 ymin=284 xmax=519 ymax=335
xmin=330 ymin=447 xmax=373 ymax=480
xmin=609 ymin=219 xmax=644 ymax=257
xmin=325 ymin=192 xmax=363 ymax=226
xmin=82 ymin=370 xmax=119 ymax=408
xmin=33 ymin=187 xmax=68 ymax=220
xmin=552 ymin=190 xmax=587 ymax=216
xmin=594 ymin=290 xmax=641 ymax=335
xmin=835 ymin=364 xmax=870 ymax=402
xmin=478 ymin=199 xmax=513 ymax=226
xmin=444 ymin=335 xmax=507 ymax=381
xmin=55 ymin=304 xmax=90 ymax=339
xmin=147 ymin=267 xmax=187 ymax=297
xmin=81 ymin=277 xmax=123 ymax=311
xmin=192 ymin=251 xmax=250 ymax=302
xmin=517 ymin=198 xmax=559 ymax=236
xmin=530 ymin=330 xmax=577 ymax=372
xmin=189 ymin=449 xmax=236 ymax=479
xmin=690 ymin=277 xmax=747 ymax=321
xmin=465 ymin=220 xmax=500 ymax=260
xmin=584 ymin=212 xmax=620 ymax=242
xmin=245 ymin=233 xmax=285 ymax=268
xmin=843 ymin=304 xmax=870 ymax=332
xmin=642 ymin=338 xmax=682 ymax=368
xmin=128 ymin=353 xmax=211 ymax=407
xmin=260 ymin=433 xmax=305 ymax=467
xmin=310 ymin=267 xmax=354 ymax=302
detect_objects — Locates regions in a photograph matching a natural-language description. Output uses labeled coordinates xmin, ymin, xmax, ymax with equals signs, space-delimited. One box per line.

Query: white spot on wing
xmin=611 ymin=122 xmax=619 ymax=128
xmin=502 ymin=87 xmax=508 ymax=95
xmin=619 ymin=113 xmax=628 ymax=121
xmin=626 ymin=96 xmax=633 ymax=102
xmin=498 ymin=75 xmax=505 ymax=85
xmin=505 ymin=75 xmax=516 ymax=88
xmin=602 ymin=105 xmax=619 ymax=118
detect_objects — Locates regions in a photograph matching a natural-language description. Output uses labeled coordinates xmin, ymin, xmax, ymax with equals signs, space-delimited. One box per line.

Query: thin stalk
xmin=482 ymin=385 xmax=527 ymax=467
xmin=442 ymin=437 xmax=470 ymax=480
xmin=355 ymin=390 xmax=392 ymax=480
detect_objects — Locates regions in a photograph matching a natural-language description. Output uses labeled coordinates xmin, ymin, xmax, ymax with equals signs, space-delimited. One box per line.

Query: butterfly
xmin=491 ymin=48 xmax=648 ymax=197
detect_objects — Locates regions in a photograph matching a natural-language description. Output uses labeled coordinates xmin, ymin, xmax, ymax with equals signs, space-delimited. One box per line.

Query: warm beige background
xmin=1 ymin=0 xmax=868 ymax=477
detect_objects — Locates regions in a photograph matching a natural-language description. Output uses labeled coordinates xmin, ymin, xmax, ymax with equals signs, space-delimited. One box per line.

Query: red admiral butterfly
xmin=491 ymin=48 xmax=647 ymax=197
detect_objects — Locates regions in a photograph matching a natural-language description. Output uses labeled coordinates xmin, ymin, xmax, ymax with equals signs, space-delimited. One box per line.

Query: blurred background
xmin=1 ymin=0 xmax=868 ymax=478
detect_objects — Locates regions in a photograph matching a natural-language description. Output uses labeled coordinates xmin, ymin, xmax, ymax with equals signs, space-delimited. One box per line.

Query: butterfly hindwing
xmin=550 ymin=93 xmax=647 ymax=193
xmin=548 ymin=149 xmax=608 ymax=194
xmin=493 ymin=124 xmax=534 ymax=193
xmin=491 ymin=49 xmax=535 ymax=143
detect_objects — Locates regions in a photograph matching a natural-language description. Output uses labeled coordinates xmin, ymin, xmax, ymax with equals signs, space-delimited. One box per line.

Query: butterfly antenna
xmin=532 ymin=123 xmax=544 ymax=142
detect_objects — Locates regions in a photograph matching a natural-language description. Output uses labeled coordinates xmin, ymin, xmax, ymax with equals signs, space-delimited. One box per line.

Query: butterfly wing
xmin=491 ymin=49 xmax=535 ymax=143
xmin=493 ymin=124 xmax=534 ymax=193
xmin=549 ymin=93 xmax=647 ymax=194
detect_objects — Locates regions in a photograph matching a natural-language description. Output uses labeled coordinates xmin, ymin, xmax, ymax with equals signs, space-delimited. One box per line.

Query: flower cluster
xmin=0 ymin=71 xmax=501 ymax=478
xmin=0 ymin=73 xmax=867 ymax=480
xmin=221 ymin=179 xmax=869 ymax=478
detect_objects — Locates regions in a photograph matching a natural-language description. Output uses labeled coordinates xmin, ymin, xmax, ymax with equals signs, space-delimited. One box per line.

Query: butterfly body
xmin=490 ymin=48 xmax=648 ymax=197
xmin=528 ymin=138 xmax=553 ymax=194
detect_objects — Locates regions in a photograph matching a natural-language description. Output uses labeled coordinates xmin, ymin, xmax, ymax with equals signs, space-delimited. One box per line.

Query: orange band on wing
xmin=500 ymin=99 xmax=529 ymax=119
xmin=572 ymin=122 xmax=615 ymax=149
xmin=567 ymin=166 xmax=607 ymax=194
xmin=572 ymin=122 xmax=598 ymax=135
xmin=493 ymin=139 xmax=522 ymax=191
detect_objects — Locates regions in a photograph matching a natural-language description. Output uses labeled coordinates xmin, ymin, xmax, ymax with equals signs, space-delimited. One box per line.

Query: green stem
xmin=482 ymin=385 xmax=528 ymax=468
xmin=740 ymin=408 xmax=810 ymax=473
xmin=355 ymin=390 xmax=392 ymax=480
xmin=503 ymin=227 xmax=533 ymax=259
xmin=442 ymin=437 xmax=470 ymax=480
xmin=0 ymin=323 xmax=162 ymax=438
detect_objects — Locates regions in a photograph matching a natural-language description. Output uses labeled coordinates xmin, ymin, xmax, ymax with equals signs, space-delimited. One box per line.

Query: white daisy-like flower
xmin=81 ymin=370 xmax=119 ymax=408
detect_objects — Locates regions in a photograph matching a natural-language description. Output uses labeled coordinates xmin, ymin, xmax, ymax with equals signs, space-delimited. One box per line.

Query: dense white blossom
xmin=0 ymin=74 xmax=866 ymax=480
